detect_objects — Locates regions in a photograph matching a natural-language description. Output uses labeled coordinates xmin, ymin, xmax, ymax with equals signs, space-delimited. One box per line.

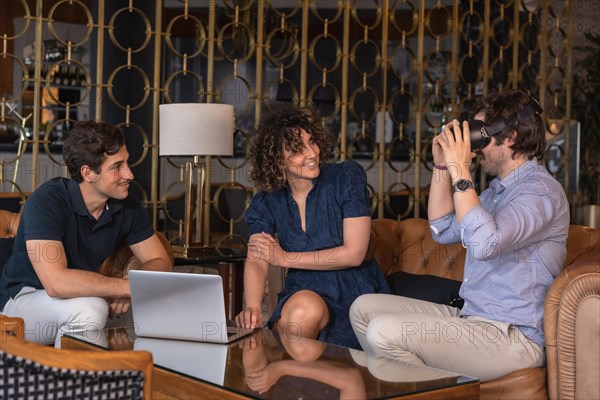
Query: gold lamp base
xmin=174 ymin=158 xmax=211 ymax=260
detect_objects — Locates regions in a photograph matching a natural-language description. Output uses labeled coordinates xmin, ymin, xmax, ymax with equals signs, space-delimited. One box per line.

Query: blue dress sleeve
xmin=244 ymin=191 xmax=276 ymax=236
xmin=336 ymin=160 xmax=371 ymax=219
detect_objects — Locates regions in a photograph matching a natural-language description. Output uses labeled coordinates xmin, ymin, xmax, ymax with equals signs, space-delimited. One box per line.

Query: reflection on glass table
xmin=135 ymin=337 xmax=228 ymax=386
xmin=62 ymin=328 xmax=479 ymax=400
xmin=241 ymin=330 xmax=473 ymax=400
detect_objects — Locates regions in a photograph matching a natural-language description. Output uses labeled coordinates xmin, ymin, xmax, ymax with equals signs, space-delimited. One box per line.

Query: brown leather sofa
xmin=365 ymin=218 xmax=600 ymax=400
xmin=0 ymin=209 xmax=174 ymax=277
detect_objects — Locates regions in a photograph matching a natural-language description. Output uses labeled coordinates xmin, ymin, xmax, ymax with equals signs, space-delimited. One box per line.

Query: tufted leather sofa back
xmin=367 ymin=218 xmax=465 ymax=281
xmin=564 ymin=223 xmax=600 ymax=266
xmin=367 ymin=218 xmax=599 ymax=281
xmin=0 ymin=210 xmax=20 ymax=238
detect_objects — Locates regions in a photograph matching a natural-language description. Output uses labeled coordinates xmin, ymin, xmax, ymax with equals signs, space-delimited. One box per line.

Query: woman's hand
xmin=248 ymin=233 xmax=289 ymax=267
xmin=235 ymin=306 xmax=263 ymax=329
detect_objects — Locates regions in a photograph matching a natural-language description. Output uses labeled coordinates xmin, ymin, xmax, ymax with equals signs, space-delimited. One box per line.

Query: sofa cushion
xmin=386 ymin=271 xmax=464 ymax=308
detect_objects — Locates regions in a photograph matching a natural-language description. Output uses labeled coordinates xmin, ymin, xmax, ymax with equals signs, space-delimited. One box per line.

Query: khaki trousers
xmin=349 ymin=294 xmax=545 ymax=382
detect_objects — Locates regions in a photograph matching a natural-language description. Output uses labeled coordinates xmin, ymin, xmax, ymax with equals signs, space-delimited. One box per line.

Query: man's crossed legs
xmin=350 ymin=294 xmax=544 ymax=382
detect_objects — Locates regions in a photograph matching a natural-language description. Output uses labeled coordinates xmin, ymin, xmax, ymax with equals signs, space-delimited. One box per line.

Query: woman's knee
xmin=282 ymin=290 xmax=328 ymax=320
xmin=279 ymin=290 xmax=329 ymax=336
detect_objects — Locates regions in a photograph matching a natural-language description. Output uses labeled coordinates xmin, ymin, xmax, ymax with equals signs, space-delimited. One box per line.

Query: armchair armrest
xmin=544 ymin=256 xmax=600 ymax=400
xmin=98 ymin=231 xmax=174 ymax=278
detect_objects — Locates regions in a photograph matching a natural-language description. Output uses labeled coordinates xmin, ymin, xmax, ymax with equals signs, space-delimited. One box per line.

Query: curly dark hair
xmin=468 ymin=89 xmax=545 ymax=160
xmin=247 ymin=106 xmax=333 ymax=192
xmin=62 ymin=121 xmax=125 ymax=183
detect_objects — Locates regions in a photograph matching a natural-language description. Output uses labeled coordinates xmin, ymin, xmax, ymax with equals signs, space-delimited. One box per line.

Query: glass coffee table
xmin=62 ymin=327 xmax=478 ymax=400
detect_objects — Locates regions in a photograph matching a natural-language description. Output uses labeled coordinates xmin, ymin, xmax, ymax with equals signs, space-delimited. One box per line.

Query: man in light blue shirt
xmin=350 ymin=90 xmax=569 ymax=382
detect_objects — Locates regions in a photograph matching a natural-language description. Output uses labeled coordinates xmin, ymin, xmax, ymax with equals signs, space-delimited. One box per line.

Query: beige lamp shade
xmin=159 ymin=103 xmax=234 ymax=156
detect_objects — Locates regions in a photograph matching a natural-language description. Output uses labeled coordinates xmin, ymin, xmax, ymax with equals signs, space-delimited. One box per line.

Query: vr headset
xmin=450 ymin=96 xmax=543 ymax=151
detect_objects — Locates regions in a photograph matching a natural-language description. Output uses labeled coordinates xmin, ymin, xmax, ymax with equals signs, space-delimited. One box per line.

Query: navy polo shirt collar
xmin=66 ymin=179 xmax=124 ymax=223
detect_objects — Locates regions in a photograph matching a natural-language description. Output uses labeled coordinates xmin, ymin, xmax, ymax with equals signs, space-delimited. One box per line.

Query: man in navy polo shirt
xmin=0 ymin=121 xmax=172 ymax=347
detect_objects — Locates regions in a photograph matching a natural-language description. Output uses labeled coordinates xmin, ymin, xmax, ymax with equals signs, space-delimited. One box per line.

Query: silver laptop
xmin=129 ymin=270 xmax=253 ymax=344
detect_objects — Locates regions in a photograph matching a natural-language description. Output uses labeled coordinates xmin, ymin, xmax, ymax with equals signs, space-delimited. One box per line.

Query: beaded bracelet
xmin=433 ymin=163 xmax=448 ymax=170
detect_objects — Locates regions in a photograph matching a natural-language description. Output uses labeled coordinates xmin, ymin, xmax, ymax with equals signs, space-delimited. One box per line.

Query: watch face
xmin=454 ymin=179 xmax=473 ymax=192
xmin=457 ymin=180 xmax=470 ymax=191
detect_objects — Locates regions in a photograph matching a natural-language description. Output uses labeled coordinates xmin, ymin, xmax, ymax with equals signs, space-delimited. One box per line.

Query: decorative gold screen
xmin=0 ymin=0 xmax=575 ymax=247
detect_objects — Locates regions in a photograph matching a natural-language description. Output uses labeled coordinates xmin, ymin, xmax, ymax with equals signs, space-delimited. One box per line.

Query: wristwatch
xmin=452 ymin=179 xmax=474 ymax=193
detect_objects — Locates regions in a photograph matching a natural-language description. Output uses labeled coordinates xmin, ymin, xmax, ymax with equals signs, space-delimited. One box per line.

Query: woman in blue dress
xmin=235 ymin=106 xmax=389 ymax=349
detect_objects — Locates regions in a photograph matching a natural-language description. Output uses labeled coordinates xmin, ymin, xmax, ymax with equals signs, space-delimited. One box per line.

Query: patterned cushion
xmin=0 ymin=351 xmax=145 ymax=400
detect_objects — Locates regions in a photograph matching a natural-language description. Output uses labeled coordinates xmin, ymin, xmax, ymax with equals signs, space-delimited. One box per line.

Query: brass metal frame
xmin=0 ymin=0 xmax=577 ymax=240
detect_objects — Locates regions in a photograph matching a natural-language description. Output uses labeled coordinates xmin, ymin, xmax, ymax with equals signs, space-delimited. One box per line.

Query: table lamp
xmin=159 ymin=103 xmax=234 ymax=258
